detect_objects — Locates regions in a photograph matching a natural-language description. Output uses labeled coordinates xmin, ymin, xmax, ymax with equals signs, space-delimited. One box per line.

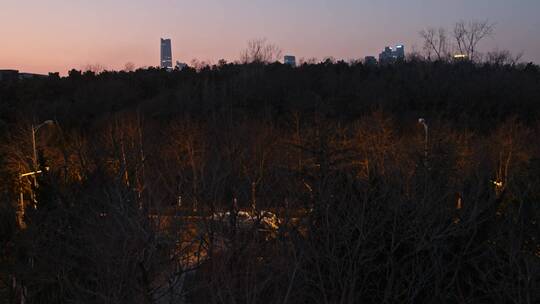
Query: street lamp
xmin=418 ymin=118 xmax=428 ymax=167
xmin=32 ymin=120 xmax=54 ymax=172
xmin=17 ymin=120 xmax=54 ymax=228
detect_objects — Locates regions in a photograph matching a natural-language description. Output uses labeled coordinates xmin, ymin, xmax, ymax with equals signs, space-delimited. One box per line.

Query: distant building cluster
xmin=282 ymin=45 xmax=405 ymax=68
xmin=159 ymin=40 xmax=406 ymax=69
xmin=378 ymin=44 xmax=405 ymax=64
xmin=3 ymin=40 xmax=410 ymax=79
xmin=361 ymin=44 xmax=406 ymax=66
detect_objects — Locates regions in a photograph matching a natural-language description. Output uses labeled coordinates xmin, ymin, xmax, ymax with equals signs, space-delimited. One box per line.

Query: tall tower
xmin=160 ymin=38 xmax=173 ymax=70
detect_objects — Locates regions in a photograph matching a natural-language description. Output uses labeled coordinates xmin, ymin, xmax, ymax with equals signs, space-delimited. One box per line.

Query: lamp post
xmin=418 ymin=118 xmax=428 ymax=168
xmin=32 ymin=120 xmax=54 ymax=173
xmin=17 ymin=120 xmax=54 ymax=227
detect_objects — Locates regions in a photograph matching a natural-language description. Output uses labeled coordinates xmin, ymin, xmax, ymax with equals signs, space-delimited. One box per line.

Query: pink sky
xmin=1 ymin=0 xmax=539 ymax=75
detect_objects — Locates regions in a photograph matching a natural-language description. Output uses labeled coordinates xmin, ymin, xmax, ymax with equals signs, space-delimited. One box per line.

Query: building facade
xmin=284 ymin=55 xmax=296 ymax=67
xmin=379 ymin=44 xmax=405 ymax=64
xmin=160 ymin=38 xmax=173 ymax=70
xmin=394 ymin=45 xmax=405 ymax=59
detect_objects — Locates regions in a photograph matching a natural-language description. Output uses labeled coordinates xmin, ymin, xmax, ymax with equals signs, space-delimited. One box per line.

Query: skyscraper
xmin=379 ymin=46 xmax=394 ymax=64
xmin=378 ymin=44 xmax=405 ymax=64
xmin=160 ymin=38 xmax=173 ymax=70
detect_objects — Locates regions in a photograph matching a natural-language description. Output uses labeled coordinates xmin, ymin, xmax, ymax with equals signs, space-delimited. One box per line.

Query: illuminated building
xmin=160 ymin=38 xmax=173 ymax=70
xmin=453 ymin=54 xmax=468 ymax=61
xmin=379 ymin=44 xmax=405 ymax=64
xmin=394 ymin=45 xmax=405 ymax=59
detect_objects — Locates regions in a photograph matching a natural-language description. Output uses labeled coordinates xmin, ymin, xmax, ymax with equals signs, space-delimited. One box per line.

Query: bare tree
xmin=453 ymin=20 xmax=495 ymax=61
xmin=240 ymin=38 xmax=282 ymax=64
xmin=298 ymin=57 xmax=318 ymax=65
xmin=486 ymin=49 xmax=523 ymax=65
xmin=190 ymin=58 xmax=213 ymax=71
xmin=82 ymin=63 xmax=107 ymax=74
xmin=123 ymin=62 xmax=136 ymax=72
xmin=419 ymin=27 xmax=450 ymax=61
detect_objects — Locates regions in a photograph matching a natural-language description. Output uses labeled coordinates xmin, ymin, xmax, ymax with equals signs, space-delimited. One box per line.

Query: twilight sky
xmin=1 ymin=0 xmax=539 ymax=74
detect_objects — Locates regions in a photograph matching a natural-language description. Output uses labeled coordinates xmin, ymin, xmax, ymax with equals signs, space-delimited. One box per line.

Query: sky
xmin=1 ymin=0 xmax=539 ymax=74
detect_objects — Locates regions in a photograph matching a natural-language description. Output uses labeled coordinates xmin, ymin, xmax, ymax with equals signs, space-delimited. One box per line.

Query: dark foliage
xmin=0 ymin=61 xmax=539 ymax=303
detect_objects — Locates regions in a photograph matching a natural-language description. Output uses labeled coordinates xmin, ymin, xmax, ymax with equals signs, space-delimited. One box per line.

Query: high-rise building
xmin=379 ymin=46 xmax=393 ymax=64
xmin=160 ymin=38 xmax=173 ymax=70
xmin=394 ymin=45 xmax=405 ymax=60
xmin=284 ymin=55 xmax=296 ymax=67
xmin=378 ymin=44 xmax=405 ymax=64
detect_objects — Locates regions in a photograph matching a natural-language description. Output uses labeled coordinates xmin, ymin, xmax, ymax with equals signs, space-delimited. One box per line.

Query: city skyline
xmin=1 ymin=0 xmax=540 ymax=74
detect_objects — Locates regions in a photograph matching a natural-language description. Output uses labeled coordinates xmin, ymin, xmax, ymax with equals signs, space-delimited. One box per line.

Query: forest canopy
xmin=0 ymin=59 xmax=539 ymax=303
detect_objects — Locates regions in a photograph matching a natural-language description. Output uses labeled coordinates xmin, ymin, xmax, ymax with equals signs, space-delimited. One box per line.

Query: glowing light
xmin=492 ymin=180 xmax=503 ymax=187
